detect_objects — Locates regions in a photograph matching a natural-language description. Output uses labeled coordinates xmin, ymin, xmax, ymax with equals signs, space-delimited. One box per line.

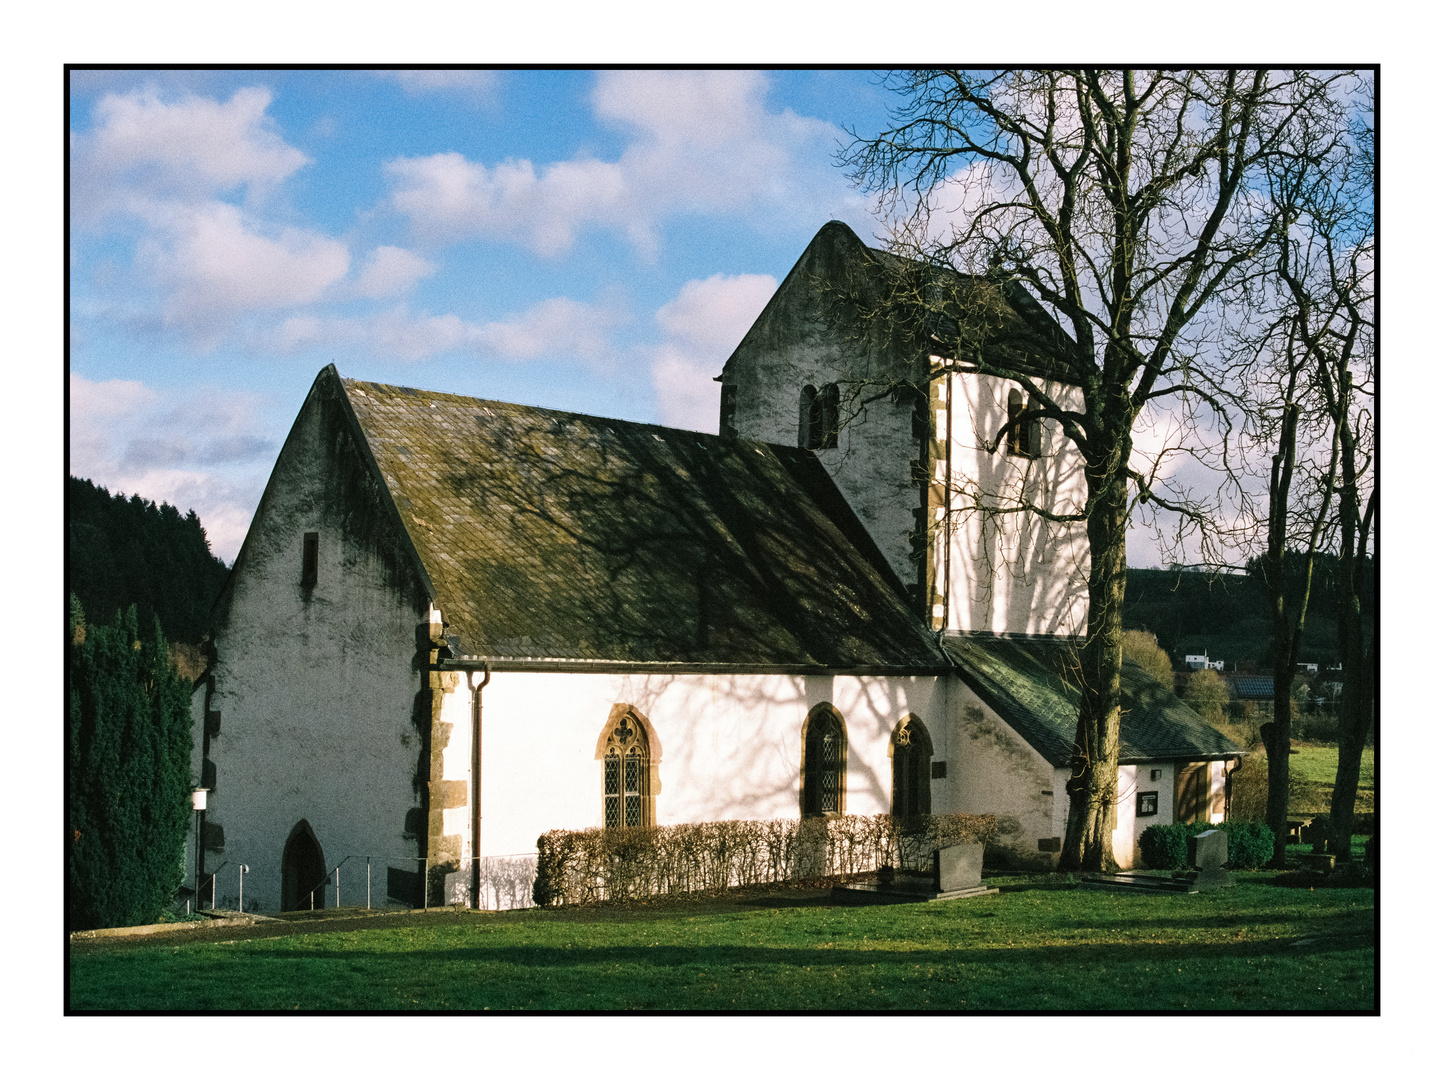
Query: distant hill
xmin=67 ymin=476 xmax=230 ymax=647
xmin=1124 ymin=555 xmax=1375 ymax=673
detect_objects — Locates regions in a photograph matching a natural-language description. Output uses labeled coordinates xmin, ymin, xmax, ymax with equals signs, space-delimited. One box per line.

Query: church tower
xmin=719 ymin=221 xmax=1089 ymax=637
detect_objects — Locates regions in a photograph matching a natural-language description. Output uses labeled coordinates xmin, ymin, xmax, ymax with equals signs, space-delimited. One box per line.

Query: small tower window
xmin=1006 ymin=388 xmax=1040 ymax=458
xmin=719 ymin=384 xmax=738 ymax=439
xmin=301 ymin=532 xmax=319 ymax=588
xmin=798 ymin=385 xmax=817 ymax=448
xmin=800 ymin=383 xmax=839 ymax=451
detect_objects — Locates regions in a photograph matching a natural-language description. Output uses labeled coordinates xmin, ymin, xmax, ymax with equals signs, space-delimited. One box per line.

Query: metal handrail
xmin=197 ymin=861 xmax=229 ymax=910
xmin=197 ymin=851 xmax=541 ymax=913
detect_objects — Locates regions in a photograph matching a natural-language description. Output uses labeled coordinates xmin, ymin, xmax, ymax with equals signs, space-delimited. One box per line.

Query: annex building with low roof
xmin=189 ymin=222 xmax=1241 ymax=913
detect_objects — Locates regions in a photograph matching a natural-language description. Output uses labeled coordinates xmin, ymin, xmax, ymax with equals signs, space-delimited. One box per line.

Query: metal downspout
xmin=466 ymin=663 xmax=491 ymax=909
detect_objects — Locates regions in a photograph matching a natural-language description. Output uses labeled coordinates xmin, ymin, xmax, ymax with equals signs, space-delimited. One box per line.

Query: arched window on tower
xmin=799 ymin=383 xmax=840 ymax=450
xmin=1006 ymin=388 xmax=1041 ymax=458
xmin=889 ymin=716 xmax=934 ymax=819
xmin=597 ymin=706 xmax=656 ymax=828
xmin=719 ymin=384 xmax=737 ymax=439
xmin=801 ymin=704 xmax=847 ymax=816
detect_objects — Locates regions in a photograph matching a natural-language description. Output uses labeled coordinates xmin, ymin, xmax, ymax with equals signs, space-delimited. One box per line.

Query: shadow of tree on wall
xmin=353 ymin=388 xmax=947 ymax=669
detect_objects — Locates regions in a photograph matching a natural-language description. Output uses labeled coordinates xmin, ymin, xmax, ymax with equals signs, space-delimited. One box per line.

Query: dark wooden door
xmin=281 ymin=821 xmax=327 ymax=911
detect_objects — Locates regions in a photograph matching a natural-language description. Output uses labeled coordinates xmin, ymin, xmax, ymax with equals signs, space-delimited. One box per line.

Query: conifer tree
xmin=68 ymin=598 xmax=194 ymax=930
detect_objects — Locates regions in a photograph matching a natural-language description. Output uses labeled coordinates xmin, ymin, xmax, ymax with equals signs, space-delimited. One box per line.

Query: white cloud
xmin=141 ymin=203 xmax=350 ymax=333
xmin=270 ymin=293 xmax=630 ymax=364
xmin=72 ymin=86 xmax=308 ymax=219
xmin=72 ymin=85 xmax=356 ymax=344
xmin=356 ymin=245 xmax=435 ymax=298
xmin=384 ymin=70 xmax=500 ymax=103
xmin=650 ymin=273 xmax=776 ymax=431
xmin=387 ymin=151 xmax=630 ymax=256
xmin=655 ymin=273 xmax=777 ymax=349
xmin=69 ymin=373 xmax=276 ymax=562
xmin=386 ymin=70 xmax=851 ymax=258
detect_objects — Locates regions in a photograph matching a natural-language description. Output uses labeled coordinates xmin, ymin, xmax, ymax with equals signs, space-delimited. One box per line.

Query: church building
xmin=190 ymin=222 xmax=1240 ymax=912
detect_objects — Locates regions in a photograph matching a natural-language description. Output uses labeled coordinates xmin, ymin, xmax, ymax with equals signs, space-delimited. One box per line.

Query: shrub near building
xmin=68 ymin=598 xmax=194 ymax=930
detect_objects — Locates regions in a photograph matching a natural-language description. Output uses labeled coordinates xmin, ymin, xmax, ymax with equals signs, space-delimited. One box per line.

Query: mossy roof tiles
xmin=341 ymin=376 xmax=949 ymax=669
xmin=942 ymin=634 xmax=1243 ymax=765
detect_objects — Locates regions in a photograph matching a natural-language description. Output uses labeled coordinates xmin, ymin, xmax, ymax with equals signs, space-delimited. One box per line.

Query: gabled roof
xmin=942 ymin=634 xmax=1243 ymax=765
xmin=337 ymin=371 xmax=948 ymax=671
xmin=721 ymin=220 xmax=1077 ymax=385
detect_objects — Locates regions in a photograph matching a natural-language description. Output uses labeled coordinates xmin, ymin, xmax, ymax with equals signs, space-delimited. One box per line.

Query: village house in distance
xmin=190 ymin=222 xmax=1241 ymax=912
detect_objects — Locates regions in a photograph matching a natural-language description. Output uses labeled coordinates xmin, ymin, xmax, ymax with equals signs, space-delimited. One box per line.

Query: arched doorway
xmin=281 ymin=819 xmax=327 ymax=911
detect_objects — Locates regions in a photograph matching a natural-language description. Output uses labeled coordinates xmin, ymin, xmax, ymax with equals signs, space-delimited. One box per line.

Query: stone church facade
xmin=189 ymin=222 xmax=1240 ymax=913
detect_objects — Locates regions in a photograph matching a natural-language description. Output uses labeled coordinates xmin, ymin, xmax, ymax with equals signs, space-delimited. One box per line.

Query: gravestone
xmin=933 ymin=843 xmax=985 ymax=893
xmin=1186 ymin=829 xmax=1233 ymax=892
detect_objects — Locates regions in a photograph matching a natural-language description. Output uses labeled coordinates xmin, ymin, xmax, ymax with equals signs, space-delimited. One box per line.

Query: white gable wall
xmin=194 ymin=386 xmax=432 ymax=914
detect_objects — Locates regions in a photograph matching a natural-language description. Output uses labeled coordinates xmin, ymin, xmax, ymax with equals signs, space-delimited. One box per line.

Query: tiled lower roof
xmin=340 ymin=373 xmax=948 ymax=669
xmin=943 ymin=634 xmax=1243 ymax=766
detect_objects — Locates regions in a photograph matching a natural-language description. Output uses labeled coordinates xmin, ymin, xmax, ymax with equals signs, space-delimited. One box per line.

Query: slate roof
xmin=942 ymin=634 xmax=1243 ymax=765
xmin=339 ymin=373 xmax=949 ymax=670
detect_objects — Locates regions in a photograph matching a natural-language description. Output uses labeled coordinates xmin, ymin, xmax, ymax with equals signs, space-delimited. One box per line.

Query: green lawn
xmin=1290 ymin=744 xmax=1374 ymax=816
xmin=69 ymin=879 xmax=1375 ymax=1012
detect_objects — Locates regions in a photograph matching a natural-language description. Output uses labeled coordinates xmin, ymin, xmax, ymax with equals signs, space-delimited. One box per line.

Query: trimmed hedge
xmin=1139 ymin=820 xmax=1275 ymax=872
xmin=533 ymin=813 xmax=997 ymax=907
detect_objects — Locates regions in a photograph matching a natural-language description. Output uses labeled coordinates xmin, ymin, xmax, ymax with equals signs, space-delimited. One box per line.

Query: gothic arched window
xmin=890 ymin=716 xmax=934 ymax=819
xmin=798 ymin=384 xmax=817 ymax=448
xmin=802 ymin=704 xmax=847 ymax=816
xmin=598 ymin=707 xmax=655 ymax=828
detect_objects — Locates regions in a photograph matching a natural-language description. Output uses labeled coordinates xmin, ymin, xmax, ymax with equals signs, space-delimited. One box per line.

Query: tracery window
xmin=802 ymin=704 xmax=847 ymax=816
xmin=890 ymin=716 xmax=934 ymax=819
xmin=600 ymin=708 xmax=653 ymax=828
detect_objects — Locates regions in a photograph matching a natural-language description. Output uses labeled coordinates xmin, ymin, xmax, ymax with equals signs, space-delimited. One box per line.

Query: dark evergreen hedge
xmin=68 ymin=600 xmax=194 ymax=930
xmin=1138 ymin=820 xmax=1276 ymax=872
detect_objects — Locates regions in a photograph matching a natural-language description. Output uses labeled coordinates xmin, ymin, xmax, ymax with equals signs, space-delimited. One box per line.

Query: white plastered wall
xmin=934 ymin=369 xmax=1090 ymax=636
xmin=433 ymin=670 xmax=964 ymax=860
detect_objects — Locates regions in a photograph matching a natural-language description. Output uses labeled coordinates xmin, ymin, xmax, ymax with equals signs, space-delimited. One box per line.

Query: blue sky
xmin=69 ymin=69 xmax=906 ymax=561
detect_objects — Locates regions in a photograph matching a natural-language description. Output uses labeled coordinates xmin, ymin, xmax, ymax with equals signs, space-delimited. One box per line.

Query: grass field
xmin=1289 ymin=744 xmax=1375 ymax=816
xmin=69 ymin=877 xmax=1375 ymax=1012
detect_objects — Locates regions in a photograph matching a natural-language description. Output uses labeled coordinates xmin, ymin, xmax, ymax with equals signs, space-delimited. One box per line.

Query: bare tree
xmin=845 ymin=69 xmax=1354 ymax=871
xmin=1237 ymin=89 xmax=1373 ymax=865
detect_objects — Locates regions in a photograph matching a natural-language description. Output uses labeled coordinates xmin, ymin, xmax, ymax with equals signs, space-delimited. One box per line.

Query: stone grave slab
xmin=1186 ymin=829 xmax=1234 ymax=892
xmin=832 ymin=843 xmax=996 ymax=904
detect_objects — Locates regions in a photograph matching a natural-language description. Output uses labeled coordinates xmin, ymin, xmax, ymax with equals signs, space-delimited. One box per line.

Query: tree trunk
xmin=1263 ymin=404 xmax=1300 ymax=868
xmin=1061 ymin=465 xmax=1129 ymax=873
xmin=1329 ymin=591 xmax=1373 ymax=859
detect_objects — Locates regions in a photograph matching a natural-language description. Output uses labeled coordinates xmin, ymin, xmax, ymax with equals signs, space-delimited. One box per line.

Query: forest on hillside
xmin=67 ymin=476 xmax=230 ymax=648
xmin=1123 ymin=556 xmax=1376 ymax=673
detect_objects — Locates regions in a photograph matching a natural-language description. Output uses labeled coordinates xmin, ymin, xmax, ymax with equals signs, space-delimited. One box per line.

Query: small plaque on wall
xmin=1137 ymin=791 xmax=1159 ymax=816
